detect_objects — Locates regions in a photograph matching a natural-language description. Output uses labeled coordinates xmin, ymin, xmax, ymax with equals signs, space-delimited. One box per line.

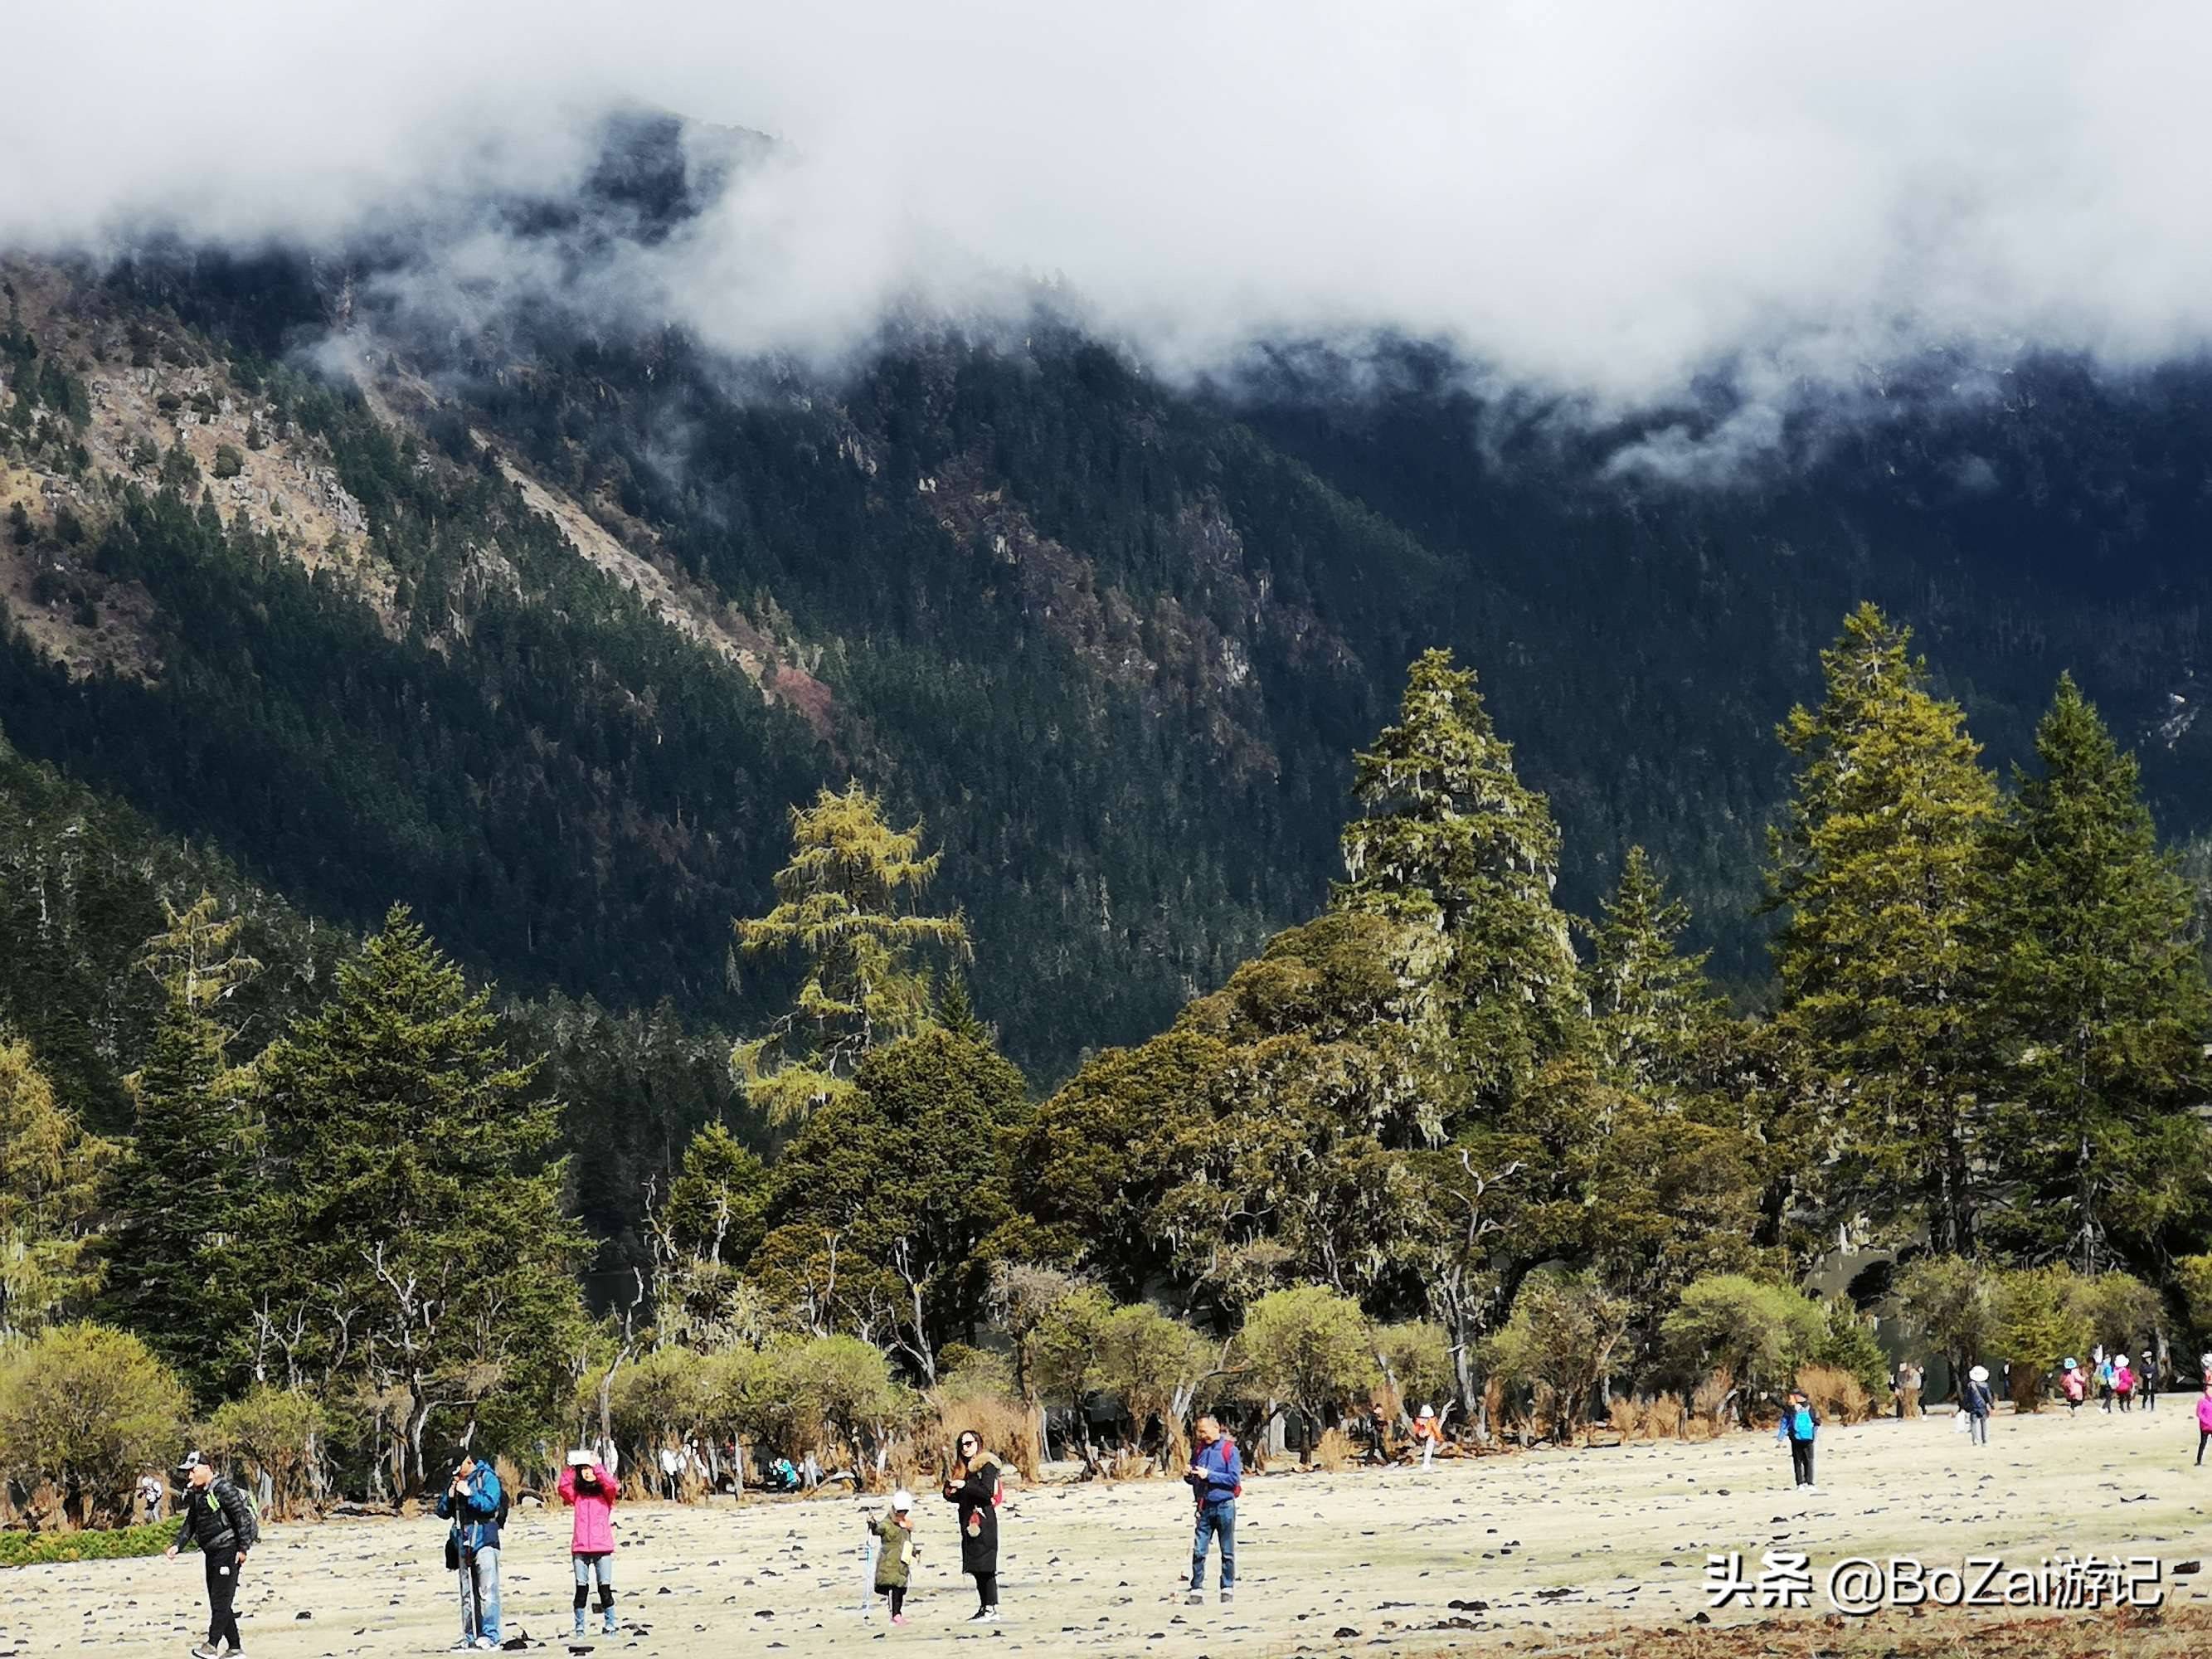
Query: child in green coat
xmin=873 ymin=1489 xmax=916 ymax=1625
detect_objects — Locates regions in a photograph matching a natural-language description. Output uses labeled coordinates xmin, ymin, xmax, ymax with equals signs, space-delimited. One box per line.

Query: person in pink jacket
xmin=557 ymin=1449 xmax=620 ymax=1637
xmin=2195 ymin=1384 xmax=2212 ymax=1467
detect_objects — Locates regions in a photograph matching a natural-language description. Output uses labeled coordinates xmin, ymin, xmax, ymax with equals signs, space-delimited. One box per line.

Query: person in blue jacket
xmin=1776 ymin=1388 xmax=1821 ymax=1491
xmin=1184 ymin=1414 xmax=1242 ymax=1606
xmin=435 ymin=1450 xmax=505 ymax=1649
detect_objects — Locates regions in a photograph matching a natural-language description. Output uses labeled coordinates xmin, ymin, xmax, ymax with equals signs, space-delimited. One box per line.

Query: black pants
xmin=205 ymin=1552 xmax=242 ymax=1652
xmin=973 ymin=1571 xmax=998 ymax=1609
xmin=2197 ymin=1428 xmax=2209 ymax=1467
xmin=1788 ymin=1439 xmax=1814 ymax=1486
xmin=884 ymin=1586 xmax=907 ymax=1617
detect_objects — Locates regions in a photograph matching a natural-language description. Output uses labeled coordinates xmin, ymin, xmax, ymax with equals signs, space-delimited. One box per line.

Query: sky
xmin=7 ymin=0 xmax=2210 ymax=445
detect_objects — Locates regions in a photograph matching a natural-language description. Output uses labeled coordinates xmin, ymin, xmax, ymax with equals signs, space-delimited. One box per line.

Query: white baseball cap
xmin=890 ymin=1488 xmax=914 ymax=1512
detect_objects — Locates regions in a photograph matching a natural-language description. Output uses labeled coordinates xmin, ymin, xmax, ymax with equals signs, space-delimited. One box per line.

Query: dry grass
xmin=1308 ymin=1427 xmax=1353 ymax=1472
xmin=1796 ymin=1363 xmax=1873 ymax=1424
xmin=885 ymin=1392 xmax=1038 ymax=1491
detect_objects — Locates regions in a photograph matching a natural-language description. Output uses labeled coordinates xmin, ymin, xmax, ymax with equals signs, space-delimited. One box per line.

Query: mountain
xmin=7 ymin=111 xmax=2212 ymax=1091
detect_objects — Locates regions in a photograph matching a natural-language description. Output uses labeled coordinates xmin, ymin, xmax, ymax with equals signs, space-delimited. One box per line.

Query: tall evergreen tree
xmin=1582 ymin=845 xmax=1725 ymax=1104
xmin=1335 ymin=648 xmax=1586 ymax=1126
xmin=100 ymin=998 xmax=248 ymax=1396
xmin=1768 ymin=604 xmax=1999 ymax=1253
xmin=1981 ymin=674 xmax=2212 ymax=1272
xmin=251 ymin=907 xmax=585 ymax=1491
xmin=732 ymin=784 xmax=971 ymax=1124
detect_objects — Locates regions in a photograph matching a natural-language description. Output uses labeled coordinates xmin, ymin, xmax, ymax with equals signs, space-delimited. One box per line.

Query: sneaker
xmin=1220 ymin=1588 xmax=1235 ymax=1605
xmin=982 ymin=1608 xmax=1000 ymax=1624
xmin=601 ymin=1618 xmax=619 ymax=1637
xmin=190 ymin=1647 xmax=222 ymax=1659
xmin=474 ymin=1638 xmax=499 ymax=1650
xmin=1186 ymin=1591 xmax=1204 ymax=1605
xmin=890 ymin=1615 xmax=907 ymax=1627
xmin=966 ymin=1608 xmax=992 ymax=1623
xmin=571 ymin=1619 xmax=586 ymax=1640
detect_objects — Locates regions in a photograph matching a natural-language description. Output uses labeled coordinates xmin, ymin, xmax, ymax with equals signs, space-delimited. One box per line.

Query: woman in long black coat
xmin=942 ymin=1428 xmax=1002 ymax=1622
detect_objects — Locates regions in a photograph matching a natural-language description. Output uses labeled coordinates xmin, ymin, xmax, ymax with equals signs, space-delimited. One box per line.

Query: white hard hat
xmin=890 ymin=1488 xmax=913 ymax=1511
xmin=1969 ymin=1365 xmax=1990 ymax=1383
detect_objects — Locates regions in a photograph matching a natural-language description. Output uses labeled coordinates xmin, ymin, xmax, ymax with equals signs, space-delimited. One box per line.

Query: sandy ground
xmin=12 ymin=1403 xmax=2212 ymax=1659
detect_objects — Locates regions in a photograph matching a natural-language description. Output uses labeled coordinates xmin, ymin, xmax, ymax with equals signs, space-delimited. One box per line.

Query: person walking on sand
xmin=2142 ymin=1348 xmax=2161 ymax=1413
xmin=1894 ymin=1360 xmax=1923 ymax=1420
xmin=1411 ymin=1405 xmax=1445 ymax=1471
xmin=2062 ymin=1359 xmax=2086 ymax=1414
xmin=1777 ymin=1389 xmax=1821 ymax=1491
xmin=1184 ymin=1413 xmax=1242 ymax=1607
xmin=164 ymin=1452 xmax=258 ymax=1659
xmin=2096 ymin=1349 xmax=2115 ymax=1413
xmin=871 ymin=1489 xmax=917 ymax=1625
xmin=943 ymin=1428 xmax=1003 ymax=1623
xmin=1962 ymin=1365 xmax=1994 ymax=1447
xmin=2196 ymin=1381 xmax=2212 ymax=1467
xmin=436 ymin=1449 xmax=506 ymax=1650
xmin=558 ymin=1448 xmax=620 ymax=1637
xmin=2115 ymin=1355 xmax=2137 ymax=1413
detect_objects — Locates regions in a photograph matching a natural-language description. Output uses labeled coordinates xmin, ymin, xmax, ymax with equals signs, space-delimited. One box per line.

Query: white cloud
xmin=7 ymin=0 xmax=2212 ymax=428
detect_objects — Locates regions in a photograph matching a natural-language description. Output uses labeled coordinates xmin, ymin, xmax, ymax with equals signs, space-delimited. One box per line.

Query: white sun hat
xmin=890 ymin=1488 xmax=914 ymax=1511
xmin=1417 ymin=1405 xmax=1435 ymax=1421
xmin=567 ymin=1448 xmax=596 ymax=1467
xmin=1968 ymin=1365 xmax=1990 ymax=1383
xmin=2117 ymin=1354 xmax=2131 ymax=1367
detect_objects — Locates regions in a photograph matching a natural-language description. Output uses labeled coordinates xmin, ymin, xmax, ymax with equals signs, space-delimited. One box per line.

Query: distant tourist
xmin=1364 ymin=1401 xmax=1392 ymax=1466
xmin=1184 ymin=1413 xmax=1242 ymax=1606
xmin=2096 ymin=1348 xmax=2115 ymax=1412
xmin=1894 ymin=1360 xmax=1923 ymax=1420
xmin=1776 ymin=1389 xmax=1821 ymax=1491
xmin=1961 ymin=1366 xmax=1994 ymax=1446
xmin=659 ymin=1443 xmax=684 ymax=1500
xmin=2061 ymin=1359 xmax=2085 ymax=1413
xmin=558 ymin=1448 xmax=620 ymax=1637
xmin=2114 ymin=1355 xmax=2137 ymax=1413
xmin=139 ymin=1471 xmax=168 ymax=1525
xmin=163 ymin=1450 xmax=258 ymax=1659
xmin=435 ymin=1449 xmax=506 ymax=1650
xmin=871 ymin=1488 xmax=916 ymax=1625
xmin=2141 ymin=1348 xmax=2161 ymax=1413
xmin=2197 ymin=1380 xmax=2212 ymax=1467
xmin=942 ymin=1428 xmax=1004 ymax=1623
xmin=1411 ymin=1404 xmax=1446 ymax=1471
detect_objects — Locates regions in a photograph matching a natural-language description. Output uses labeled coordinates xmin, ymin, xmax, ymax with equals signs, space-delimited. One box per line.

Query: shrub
xmin=1663 ymin=1275 xmax=1823 ymax=1406
xmin=0 ymin=1324 xmax=187 ymax=1527
xmin=1092 ymin=1303 xmax=1211 ymax=1467
xmin=1236 ymin=1288 xmax=1374 ymax=1462
xmin=2074 ymin=1271 xmax=2161 ymax=1354
xmin=1794 ymin=1364 xmax=1870 ymax=1424
xmin=1487 ymin=1270 xmax=1631 ymax=1445
xmin=211 ymin=444 xmax=244 ymax=480
xmin=0 ymin=1519 xmax=174 ymax=1566
xmin=1992 ymin=1265 xmax=2095 ymax=1411
xmin=207 ymin=1386 xmax=326 ymax=1520
xmin=1807 ymin=1299 xmax=1889 ymax=1398
xmin=777 ymin=1335 xmax=902 ymax=1479
xmin=1375 ymin=1320 xmax=1454 ymax=1424
xmin=1688 ymin=1368 xmax=1736 ymax=1436
xmin=1896 ymin=1256 xmax=2001 ymax=1384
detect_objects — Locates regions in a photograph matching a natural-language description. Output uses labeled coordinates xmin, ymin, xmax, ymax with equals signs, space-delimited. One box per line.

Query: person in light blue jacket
xmin=435 ymin=1451 xmax=505 ymax=1649
xmin=1776 ymin=1389 xmax=1820 ymax=1490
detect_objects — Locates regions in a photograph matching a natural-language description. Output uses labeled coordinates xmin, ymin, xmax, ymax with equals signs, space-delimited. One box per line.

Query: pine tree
xmin=1336 ymin=648 xmax=1585 ymax=1125
xmin=1582 ymin=846 xmax=1724 ymax=1102
xmin=732 ymin=784 xmax=970 ymax=1124
xmin=1768 ymin=605 xmax=1999 ymax=1253
xmin=1981 ymin=674 xmax=2212 ymax=1272
xmin=252 ymin=907 xmax=585 ymax=1491
xmin=0 ymin=1034 xmax=114 ymax=1335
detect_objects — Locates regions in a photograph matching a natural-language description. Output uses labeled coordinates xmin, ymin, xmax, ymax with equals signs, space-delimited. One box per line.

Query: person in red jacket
xmin=557 ymin=1449 xmax=620 ymax=1637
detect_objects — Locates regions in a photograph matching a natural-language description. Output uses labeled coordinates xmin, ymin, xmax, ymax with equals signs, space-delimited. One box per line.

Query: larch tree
xmin=1981 ymin=674 xmax=2212 ymax=1273
xmin=0 ymin=1034 xmax=114 ymax=1336
xmin=1767 ymin=604 xmax=1999 ymax=1253
xmin=1582 ymin=846 xmax=1725 ymax=1104
xmin=731 ymin=784 xmax=970 ymax=1124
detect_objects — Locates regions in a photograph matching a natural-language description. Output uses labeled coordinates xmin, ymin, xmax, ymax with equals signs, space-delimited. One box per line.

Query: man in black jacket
xmin=165 ymin=1451 xmax=259 ymax=1659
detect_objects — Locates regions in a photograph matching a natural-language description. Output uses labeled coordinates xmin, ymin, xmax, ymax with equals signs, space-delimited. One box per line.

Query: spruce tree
xmin=100 ymin=998 xmax=247 ymax=1396
xmin=1981 ymin=674 xmax=2212 ymax=1272
xmin=1336 ymin=648 xmax=1585 ymax=1125
xmin=252 ymin=907 xmax=584 ymax=1490
xmin=1767 ymin=605 xmax=1999 ymax=1253
xmin=732 ymin=784 xmax=970 ymax=1124
xmin=1582 ymin=845 xmax=1724 ymax=1103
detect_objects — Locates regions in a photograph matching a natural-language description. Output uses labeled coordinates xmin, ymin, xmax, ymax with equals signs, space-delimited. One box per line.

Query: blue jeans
xmin=459 ymin=1545 xmax=502 ymax=1644
xmin=1191 ymin=1501 xmax=1236 ymax=1590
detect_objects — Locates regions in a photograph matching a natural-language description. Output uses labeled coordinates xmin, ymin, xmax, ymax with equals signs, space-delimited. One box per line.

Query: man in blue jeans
xmin=435 ymin=1451 xmax=504 ymax=1650
xmin=1184 ymin=1414 xmax=1241 ymax=1607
